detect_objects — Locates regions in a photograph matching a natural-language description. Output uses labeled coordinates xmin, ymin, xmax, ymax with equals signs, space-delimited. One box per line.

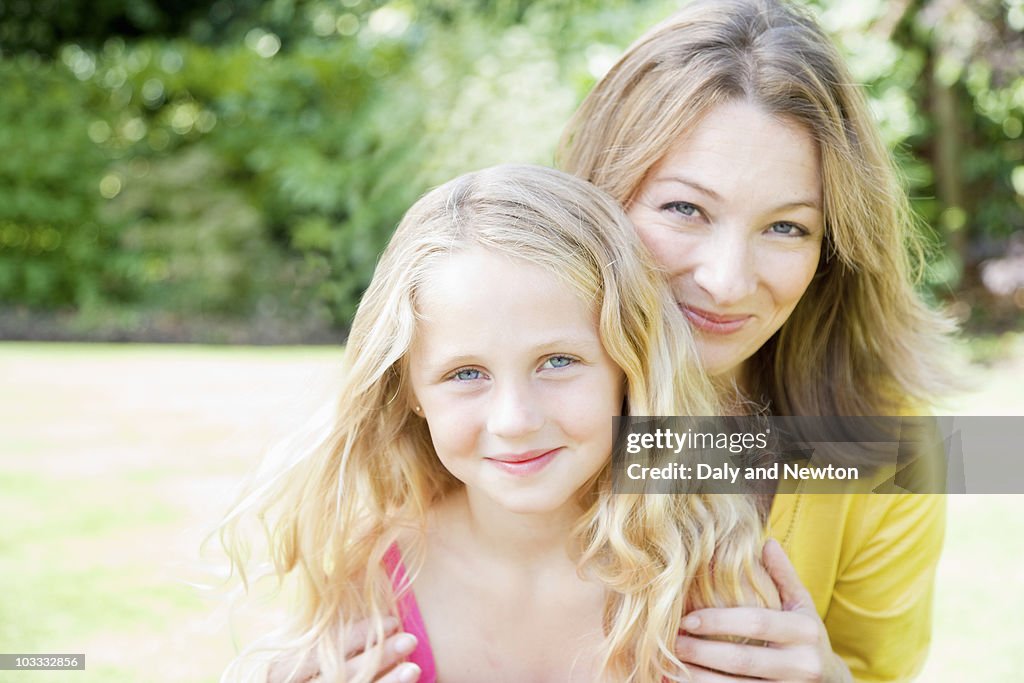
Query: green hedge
xmin=1 ymin=0 xmax=1021 ymax=335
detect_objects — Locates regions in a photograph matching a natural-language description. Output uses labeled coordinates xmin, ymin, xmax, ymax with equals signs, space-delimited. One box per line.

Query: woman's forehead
xmin=644 ymin=101 xmax=821 ymax=208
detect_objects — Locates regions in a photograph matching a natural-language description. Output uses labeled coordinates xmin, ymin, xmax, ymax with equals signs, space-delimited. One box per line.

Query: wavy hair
xmin=558 ymin=0 xmax=957 ymax=416
xmin=220 ymin=164 xmax=775 ymax=683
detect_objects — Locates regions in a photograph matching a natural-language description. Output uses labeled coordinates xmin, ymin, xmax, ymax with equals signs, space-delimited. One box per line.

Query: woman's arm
xmin=824 ymin=493 xmax=945 ymax=682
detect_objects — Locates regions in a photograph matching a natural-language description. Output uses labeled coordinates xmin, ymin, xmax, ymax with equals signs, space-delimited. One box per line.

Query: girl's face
xmin=408 ymin=247 xmax=625 ymax=517
xmin=626 ymin=100 xmax=824 ymax=384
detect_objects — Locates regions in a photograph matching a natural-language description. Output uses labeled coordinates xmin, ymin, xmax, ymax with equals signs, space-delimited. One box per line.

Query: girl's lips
xmin=486 ymin=448 xmax=563 ymax=475
xmin=682 ymin=305 xmax=752 ymax=334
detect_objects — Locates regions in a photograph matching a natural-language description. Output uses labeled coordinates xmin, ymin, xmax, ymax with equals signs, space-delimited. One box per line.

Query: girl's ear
xmin=408 ymin=394 xmax=423 ymax=417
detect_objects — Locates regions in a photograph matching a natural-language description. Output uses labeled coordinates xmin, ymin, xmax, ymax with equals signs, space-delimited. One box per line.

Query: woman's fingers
xmin=345 ymin=631 xmax=418 ymax=679
xmin=681 ymin=606 xmax=818 ymax=645
xmin=374 ymin=662 xmax=422 ymax=683
xmin=267 ymin=651 xmax=320 ymax=683
xmin=680 ymin=662 xmax=766 ymax=683
xmin=762 ymin=538 xmax=816 ymax=613
xmin=343 ymin=616 xmax=401 ymax=657
xmin=269 ymin=619 xmax=413 ymax=683
xmin=671 ymin=542 xmax=839 ymax=681
xmin=675 ymin=634 xmax=821 ymax=681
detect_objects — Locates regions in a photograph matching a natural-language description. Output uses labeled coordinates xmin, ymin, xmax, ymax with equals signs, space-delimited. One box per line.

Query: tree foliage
xmin=1 ymin=0 xmax=1020 ymax=338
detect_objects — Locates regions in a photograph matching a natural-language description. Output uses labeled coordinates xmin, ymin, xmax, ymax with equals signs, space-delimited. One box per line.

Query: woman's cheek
xmin=636 ymin=222 xmax=704 ymax=279
xmin=764 ymin=248 xmax=820 ymax=305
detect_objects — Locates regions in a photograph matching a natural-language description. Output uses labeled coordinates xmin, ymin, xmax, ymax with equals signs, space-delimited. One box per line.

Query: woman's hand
xmin=267 ymin=617 xmax=421 ymax=683
xmin=674 ymin=539 xmax=852 ymax=682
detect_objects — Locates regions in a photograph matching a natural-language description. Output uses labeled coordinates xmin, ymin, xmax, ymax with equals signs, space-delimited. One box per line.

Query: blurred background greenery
xmin=0 ymin=2 xmax=1022 ymax=679
xmin=0 ymin=0 xmax=1022 ymax=342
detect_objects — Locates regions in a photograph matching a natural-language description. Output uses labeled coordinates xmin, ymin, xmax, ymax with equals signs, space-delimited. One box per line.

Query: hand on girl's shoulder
xmin=266 ymin=617 xmax=421 ymax=683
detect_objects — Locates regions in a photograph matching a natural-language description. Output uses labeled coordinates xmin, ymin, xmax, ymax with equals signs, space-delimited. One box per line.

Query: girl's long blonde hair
xmin=221 ymin=164 xmax=774 ymax=683
xmin=559 ymin=0 xmax=958 ymax=416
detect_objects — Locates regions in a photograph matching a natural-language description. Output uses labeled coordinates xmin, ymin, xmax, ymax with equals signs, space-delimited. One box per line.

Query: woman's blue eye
xmin=769 ymin=222 xmax=807 ymax=236
xmin=542 ymin=355 xmax=576 ymax=369
xmin=664 ymin=201 xmax=700 ymax=218
xmin=452 ymin=368 xmax=482 ymax=381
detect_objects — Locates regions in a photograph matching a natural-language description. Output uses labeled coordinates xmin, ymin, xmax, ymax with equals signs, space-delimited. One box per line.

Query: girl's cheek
xmin=430 ymin=413 xmax=481 ymax=452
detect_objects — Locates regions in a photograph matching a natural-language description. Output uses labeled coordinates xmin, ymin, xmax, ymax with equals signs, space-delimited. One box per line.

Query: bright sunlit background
xmin=1 ymin=340 xmax=1023 ymax=682
xmin=1 ymin=0 xmax=1023 ymax=681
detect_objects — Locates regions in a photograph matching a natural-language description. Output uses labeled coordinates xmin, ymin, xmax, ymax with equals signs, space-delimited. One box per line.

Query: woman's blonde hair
xmin=559 ymin=0 xmax=957 ymax=416
xmin=221 ymin=164 xmax=774 ymax=683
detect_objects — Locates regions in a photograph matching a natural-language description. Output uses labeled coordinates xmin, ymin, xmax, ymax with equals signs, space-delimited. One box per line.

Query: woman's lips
xmin=681 ymin=305 xmax=752 ymax=334
xmin=486 ymin=448 xmax=563 ymax=475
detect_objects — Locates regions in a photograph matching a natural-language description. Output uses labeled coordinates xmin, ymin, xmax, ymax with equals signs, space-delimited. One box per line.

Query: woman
xmin=558 ymin=0 xmax=956 ymax=681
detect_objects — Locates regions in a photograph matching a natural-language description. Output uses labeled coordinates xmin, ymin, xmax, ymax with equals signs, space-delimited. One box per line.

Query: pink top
xmin=383 ymin=545 xmax=438 ymax=683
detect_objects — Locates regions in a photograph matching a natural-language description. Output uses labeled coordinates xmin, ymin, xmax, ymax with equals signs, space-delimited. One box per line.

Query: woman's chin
xmin=704 ymin=356 xmax=746 ymax=385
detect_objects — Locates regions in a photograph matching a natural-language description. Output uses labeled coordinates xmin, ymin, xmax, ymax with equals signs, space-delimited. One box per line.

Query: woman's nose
xmin=691 ymin=231 xmax=757 ymax=306
xmin=486 ymin=380 xmax=544 ymax=438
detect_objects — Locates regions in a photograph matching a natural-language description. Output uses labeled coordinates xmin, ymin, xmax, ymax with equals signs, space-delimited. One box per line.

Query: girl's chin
xmin=484 ymin=491 xmax=580 ymax=517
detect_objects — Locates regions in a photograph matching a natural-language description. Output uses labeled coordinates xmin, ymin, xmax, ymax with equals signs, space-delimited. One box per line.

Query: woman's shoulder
xmin=776 ymin=491 xmax=945 ymax=544
xmin=770 ymin=491 xmax=945 ymax=612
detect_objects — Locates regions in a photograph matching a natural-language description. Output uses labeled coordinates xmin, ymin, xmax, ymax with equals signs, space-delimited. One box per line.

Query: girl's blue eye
xmin=542 ymin=355 xmax=576 ymax=369
xmin=769 ymin=221 xmax=808 ymax=236
xmin=451 ymin=368 xmax=482 ymax=381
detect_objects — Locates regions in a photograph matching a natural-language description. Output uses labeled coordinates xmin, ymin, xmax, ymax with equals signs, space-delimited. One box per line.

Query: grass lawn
xmin=1 ymin=339 xmax=1022 ymax=682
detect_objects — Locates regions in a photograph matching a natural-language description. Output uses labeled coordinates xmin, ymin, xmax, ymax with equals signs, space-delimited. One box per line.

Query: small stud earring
xmin=414 ymin=405 xmax=422 ymax=414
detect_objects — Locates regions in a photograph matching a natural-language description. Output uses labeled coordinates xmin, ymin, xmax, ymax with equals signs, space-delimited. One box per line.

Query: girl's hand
xmin=267 ymin=617 xmax=421 ymax=683
xmin=674 ymin=539 xmax=852 ymax=682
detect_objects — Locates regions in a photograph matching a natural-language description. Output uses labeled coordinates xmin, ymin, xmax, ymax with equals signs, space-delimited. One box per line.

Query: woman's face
xmin=626 ymin=100 xmax=824 ymax=383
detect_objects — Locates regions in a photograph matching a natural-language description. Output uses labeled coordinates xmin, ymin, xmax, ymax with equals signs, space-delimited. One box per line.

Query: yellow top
xmin=768 ymin=492 xmax=946 ymax=682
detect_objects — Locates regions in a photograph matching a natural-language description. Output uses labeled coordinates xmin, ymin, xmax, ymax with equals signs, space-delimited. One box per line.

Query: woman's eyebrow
xmin=654 ymin=175 xmax=821 ymax=211
xmin=653 ymin=175 xmax=723 ymax=201
xmin=772 ymin=198 xmax=822 ymax=212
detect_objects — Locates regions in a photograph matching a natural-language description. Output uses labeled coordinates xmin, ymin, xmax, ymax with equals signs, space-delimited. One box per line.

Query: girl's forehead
xmin=417 ymin=244 xmax=600 ymax=305
xmin=412 ymin=248 xmax=601 ymax=336
xmin=406 ymin=247 xmax=624 ymax=390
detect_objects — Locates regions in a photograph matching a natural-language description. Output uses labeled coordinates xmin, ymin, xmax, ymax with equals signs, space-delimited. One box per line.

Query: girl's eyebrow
xmin=424 ymin=336 xmax=603 ymax=369
xmin=533 ymin=334 xmax=603 ymax=348
xmin=428 ymin=353 xmax=478 ymax=369
xmin=653 ymin=174 xmax=822 ymax=212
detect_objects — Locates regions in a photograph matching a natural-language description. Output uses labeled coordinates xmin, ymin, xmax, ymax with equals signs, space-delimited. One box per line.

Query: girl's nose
xmin=486 ymin=381 xmax=544 ymax=438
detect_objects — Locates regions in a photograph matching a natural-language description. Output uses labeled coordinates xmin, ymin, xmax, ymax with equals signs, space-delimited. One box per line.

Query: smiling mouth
xmin=681 ymin=305 xmax=751 ymax=334
xmin=485 ymin=448 xmax=563 ymax=475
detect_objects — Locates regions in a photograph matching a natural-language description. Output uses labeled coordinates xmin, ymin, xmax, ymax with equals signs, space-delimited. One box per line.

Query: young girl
xmin=220 ymin=164 xmax=778 ymax=683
